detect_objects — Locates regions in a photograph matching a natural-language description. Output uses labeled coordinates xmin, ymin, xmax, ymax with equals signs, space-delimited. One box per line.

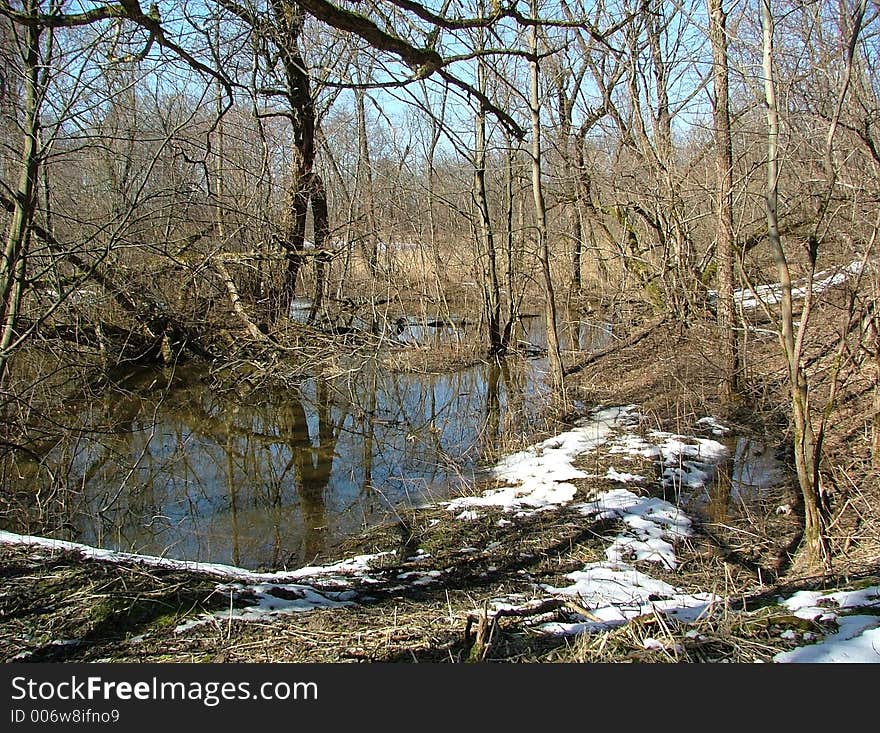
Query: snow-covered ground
xmin=708 ymin=259 xmax=865 ymax=311
xmin=2 ymin=403 xmax=878 ymax=662
xmin=773 ymin=587 xmax=880 ymax=662
xmin=446 ymin=404 xmax=880 ymax=661
xmin=734 ymin=260 xmax=863 ymax=309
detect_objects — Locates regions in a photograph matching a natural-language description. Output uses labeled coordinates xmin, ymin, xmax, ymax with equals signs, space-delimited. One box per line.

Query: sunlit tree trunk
xmin=267 ymin=0 xmax=317 ymax=320
xmin=708 ymin=0 xmax=740 ymax=400
xmin=355 ymin=86 xmax=379 ymax=279
xmin=212 ymin=11 xmax=226 ymax=241
xmin=310 ymin=174 xmax=330 ymax=318
xmin=473 ymin=34 xmax=504 ymax=356
xmin=529 ymin=0 xmax=565 ymax=404
xmin=871 ymin=295 xmax=880 ymax=467
xmin=0 ymin=6 xmax=41 ymax=386
xmin=762 ymin=0 xmax=830 ymax=569
xmin=503 ymin=133 xmax=519 ymax=346
xmin=422 ymin=82 xmax=450 ymax=315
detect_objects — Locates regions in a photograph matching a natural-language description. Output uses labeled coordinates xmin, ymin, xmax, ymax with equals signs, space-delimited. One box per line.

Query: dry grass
xmin=2 ymin=289 xmax=878 ymax=663
xmin=380 ymin=340 xmax=486 ymax=374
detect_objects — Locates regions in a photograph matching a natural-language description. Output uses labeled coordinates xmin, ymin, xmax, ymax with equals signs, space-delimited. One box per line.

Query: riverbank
xmin=1 ymin=307 xmax=878 ymax=663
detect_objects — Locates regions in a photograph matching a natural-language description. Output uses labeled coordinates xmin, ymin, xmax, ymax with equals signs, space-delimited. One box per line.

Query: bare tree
xmin=0 ymin=0 xmax=42 ymax=385
xmin=707 ymin=0 xmax=740 ymax=399
xmin=529 ymin=0 xmax=565 ymax=403
xmin=757 ymin=0 xmax=874 ymax=569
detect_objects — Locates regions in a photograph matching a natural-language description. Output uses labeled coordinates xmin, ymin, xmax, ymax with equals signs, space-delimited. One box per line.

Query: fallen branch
xmin=210 ymin=259 xmax=274 ymax=344
xmin=464 ymin=597 xmax=602 ymax=660
xmin=564 ymin=316 xmax=668 ymax=376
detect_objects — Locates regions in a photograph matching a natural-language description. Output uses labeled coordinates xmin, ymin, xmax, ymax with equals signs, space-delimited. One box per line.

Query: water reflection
xmin=517 ymin=309 xmax=613 ymax=354
xmin=5 ymin=359 xmax=543 ymax=570
xmin=3 ymin=313 xmax=612 ymax=570
xmin=696 ymin=437 xmax=790 ymax=523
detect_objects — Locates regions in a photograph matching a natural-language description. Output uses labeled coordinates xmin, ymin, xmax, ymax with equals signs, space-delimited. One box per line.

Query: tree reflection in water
xmin=1 ymin=355 xmax=550 ymax=570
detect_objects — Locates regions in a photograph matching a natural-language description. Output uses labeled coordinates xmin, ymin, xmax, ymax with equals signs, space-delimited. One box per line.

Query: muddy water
xmin=4 ymin=315 xmax=613 ymax=571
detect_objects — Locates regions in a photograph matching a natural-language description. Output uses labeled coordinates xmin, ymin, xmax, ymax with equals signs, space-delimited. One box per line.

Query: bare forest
xmin=1 ymin=0 xmax=879 ymax=663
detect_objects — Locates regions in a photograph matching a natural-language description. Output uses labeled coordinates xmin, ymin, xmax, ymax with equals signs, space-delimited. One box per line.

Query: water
xmin=294 ymin=298 xmax=611 ymax=355
xmin=692 ymin=436 xmax=791 ymax=522
xmin=4 ymin=314 xmax=613 ymax=571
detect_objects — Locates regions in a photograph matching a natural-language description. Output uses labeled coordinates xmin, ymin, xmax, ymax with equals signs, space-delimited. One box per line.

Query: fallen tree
xmin=0 ymin=191 xmax=218 ymax=365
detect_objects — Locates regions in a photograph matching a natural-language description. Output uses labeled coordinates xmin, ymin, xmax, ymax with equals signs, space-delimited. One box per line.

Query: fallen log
xmin=563 ymin=315 xmax=668 ymax=376
xmin=210 ymin=258 xmax=274 ymax=344
xmin=1 ymin=191 xmax=218 ymax=362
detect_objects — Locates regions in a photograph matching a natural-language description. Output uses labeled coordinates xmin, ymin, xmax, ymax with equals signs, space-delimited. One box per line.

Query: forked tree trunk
xmin=762 ymin=0 xmax=830 ymax=569
xmin=268 ymin=0 xmax=322 ymax=321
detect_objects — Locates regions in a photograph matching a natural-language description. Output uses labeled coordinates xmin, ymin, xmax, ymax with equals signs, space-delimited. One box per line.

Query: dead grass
xmin=380 ymin=340 xmax=486 ymax=374
xmin=0 ymin=467 xmax=835 ymax=664
xmin=2 ymin=291 xmax=878 ymax=663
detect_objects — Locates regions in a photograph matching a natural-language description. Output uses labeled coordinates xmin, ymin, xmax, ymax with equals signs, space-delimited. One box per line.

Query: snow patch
xmin=445 ymin=405 xmax=640 ymax=515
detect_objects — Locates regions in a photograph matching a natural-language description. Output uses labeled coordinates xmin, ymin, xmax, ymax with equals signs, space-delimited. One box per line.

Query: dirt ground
xmin=1 ymin=298 xmax=878 ymax=663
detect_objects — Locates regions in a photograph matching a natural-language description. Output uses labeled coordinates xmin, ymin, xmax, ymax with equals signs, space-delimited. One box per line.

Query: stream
xmin=1 ymin=314 xmax=612 ymax=570
xmin=1 ymin=311 xmax=788 ymax=572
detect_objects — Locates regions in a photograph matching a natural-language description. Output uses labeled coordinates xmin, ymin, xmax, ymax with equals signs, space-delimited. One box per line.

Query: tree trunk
xmin=529 ymin=3 xmax=565 ymax=404
xmin=212 ymin=259 xmax=273 ymax=343
xmin=212 ymin=11 xmax=226 ymax=241
xmin=762 ymin=0 xmax=830 ymax=569
xmin=269 ymin=0 xmax=318 ymax=321
xmin=474 ymin=46 xmax=504 ymax=356
xmin=355 ymin=87 xmax=379 ymax=279
xmin=310 ymin=174 xmax=331 ymax=320
xmin=0 ymin=12 xmax=41 ymax=386
xmin=870 ymin=296 xmax=880 ymax=468
xmin=873 ymin=338 xmax=880 ymax=467
xmin=708 ymin=0 xmax=740 ymax=400
xmin=503 ymin=135 xmax=519 ymax=349
xmin=424 ymin=83 xmax=450 ymax=316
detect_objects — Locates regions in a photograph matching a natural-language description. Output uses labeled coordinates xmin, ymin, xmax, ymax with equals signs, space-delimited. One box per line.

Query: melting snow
xmin=773 ymin=585 xmax=880 ymax=662
xmin=3 ymin=401 xmax=879 ymax=661
xmin=696 ymin=417 xmax=731 ymax=436
xmin=445 ymin=405 xmax=639 ymax=515
xmin=540 ymin=562 xmax=715 ymax=633
xmin=709 ymin=260 xmax=864 ymax=310
xmin=575 ymin=488 xmax=693 ymax=569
